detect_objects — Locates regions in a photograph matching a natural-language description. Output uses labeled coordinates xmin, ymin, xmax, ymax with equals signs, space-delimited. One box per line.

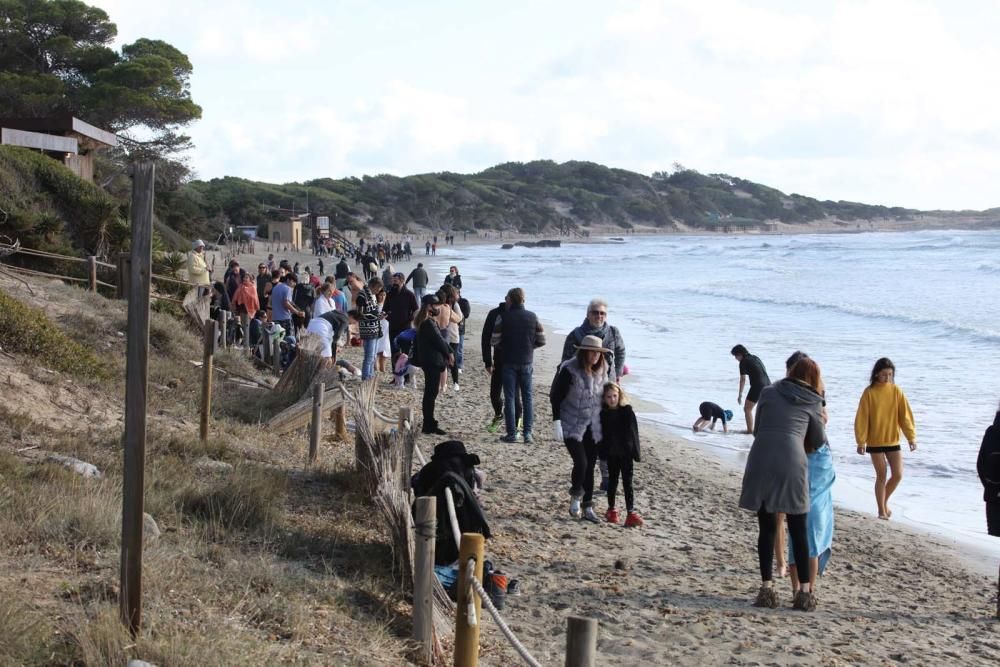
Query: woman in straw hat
xmin=550 ymin=335 xmax=611 ymax=523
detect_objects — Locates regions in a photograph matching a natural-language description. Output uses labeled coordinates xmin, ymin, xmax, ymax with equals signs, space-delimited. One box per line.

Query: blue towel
xmin=789 ymin=444 xmax=836 ymax=573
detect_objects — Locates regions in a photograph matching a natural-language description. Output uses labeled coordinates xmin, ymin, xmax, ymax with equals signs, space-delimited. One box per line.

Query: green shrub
xmin=0 ymin=290 xmax=112 ymax=379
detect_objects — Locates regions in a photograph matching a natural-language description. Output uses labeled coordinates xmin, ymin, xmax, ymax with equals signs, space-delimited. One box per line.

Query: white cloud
xmin=89 ymin=0 xmax=1000 ymax=209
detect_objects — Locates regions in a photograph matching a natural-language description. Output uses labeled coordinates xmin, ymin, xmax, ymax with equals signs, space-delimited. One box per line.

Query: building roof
xmin=0 ymin=115 xmax=118 ymax=147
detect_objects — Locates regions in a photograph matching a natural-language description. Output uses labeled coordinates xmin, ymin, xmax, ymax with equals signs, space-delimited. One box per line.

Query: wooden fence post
xmin=454 ymin=532 xmax=485 ymax=667
xmin=308 ymin=382 xmax=325 ymax=465
xmin=413 ymin=496 xmax=436 ymax=664
xmin=263 ymin=330 xmax=272 ymax=364
xmin=398 ymin=406 xmax=412 ymax=433
xmin=565 ymin=616 xmax=598 ymax=667
xmin=87 ymin=256 xmax=97 ymax=292
xmin=217 ymin=310 xmax=228 ymax=350
xmin=116 ymin=252 xmax=131 ymax=299
xmin=199 ymin=319 xmax=216 ymax=443
xmin=241 ymin=312 xmax=250 ymax=353
xmin=119 ymin=161 xmax=155 ymax=636
xmin=271 ymin=334 xmax=282 ymax=376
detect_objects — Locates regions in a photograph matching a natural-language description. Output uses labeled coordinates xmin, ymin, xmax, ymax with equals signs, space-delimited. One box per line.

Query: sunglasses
xmin=589 ymin=310 xmax=607 ymax=316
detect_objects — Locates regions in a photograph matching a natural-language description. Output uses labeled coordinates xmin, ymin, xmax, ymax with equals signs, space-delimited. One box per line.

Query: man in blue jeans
xmin=490 ymin=287 xmax=546 ymax=443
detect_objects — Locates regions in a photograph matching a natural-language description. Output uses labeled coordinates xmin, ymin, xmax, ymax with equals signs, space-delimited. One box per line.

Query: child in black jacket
xmin=599 ymin=382 xmax=644 ymax=527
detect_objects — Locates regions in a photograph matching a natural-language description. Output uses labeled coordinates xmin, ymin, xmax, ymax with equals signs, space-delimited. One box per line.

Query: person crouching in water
xmin=693 ymin=402 xmax=733 ymax=433
xmin=600 ymin=383 xmax=643 ymax=527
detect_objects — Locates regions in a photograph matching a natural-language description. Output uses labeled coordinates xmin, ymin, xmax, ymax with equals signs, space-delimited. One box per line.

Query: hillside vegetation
xmin=173 ymin=160 xmax=922 ymax=238
xmin=0 ymin=274 xmax=419 ymax=665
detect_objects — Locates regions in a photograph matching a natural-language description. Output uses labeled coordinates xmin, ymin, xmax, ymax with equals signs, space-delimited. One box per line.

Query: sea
xmin=426 ymin=229 xmax=1000 ymax=561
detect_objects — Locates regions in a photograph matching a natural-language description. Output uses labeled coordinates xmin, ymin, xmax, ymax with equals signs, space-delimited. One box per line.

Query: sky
xmin=90 ymin=0 xmax=1000 ymax=210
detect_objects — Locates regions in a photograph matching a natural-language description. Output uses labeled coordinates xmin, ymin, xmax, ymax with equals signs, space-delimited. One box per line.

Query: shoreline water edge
xmin=231 ymin=231 xmax=999 ymax=663
xmin=418 ymin=230 xmax=1000 ymax=567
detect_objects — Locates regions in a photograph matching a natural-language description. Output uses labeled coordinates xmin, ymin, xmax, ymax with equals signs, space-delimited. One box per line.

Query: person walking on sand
xmin=854 ymin=357 xmax=917 ymax=520
xmin=551 ymin=335 xmax=611 ymax=523
xmin=444 ymin=265 xmax=463 ymax=290
xmin=561 ymin=298 xmax=626 ymax=381
xmin=491 ymin=287 xmax=546 ymax=444
xmin=732 ymin=344 xmax=771 ymax=434
xmin=739 ymin=357 xmax=826 ymax=612
xmin=415 ymin=295 xmax=453 ymax=435
xmin=561 ymin=298 xmax=626 ymax=490
xmin=406 ymin=262 xmax=430 ymax=302
xmin=599 ymin=383 xmax=644 ymax=527
xmin=482 ymin=296 xmax=522 ymax=434
xmin=783 ymin=351 xmax=836 ymax=601
xmin=693 ymin=402 xmax=733 ymax=433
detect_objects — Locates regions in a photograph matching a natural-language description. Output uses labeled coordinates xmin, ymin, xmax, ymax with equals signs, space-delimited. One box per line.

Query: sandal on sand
xmin=793 ymin=590 xmax=817 ymax=612
xmin=752 ymin=585 xmax=779 ymax=609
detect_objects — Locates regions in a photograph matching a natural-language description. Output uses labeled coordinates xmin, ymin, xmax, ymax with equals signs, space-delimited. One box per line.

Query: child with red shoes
xmin=599 ymin=382 xmax=644 ymax=527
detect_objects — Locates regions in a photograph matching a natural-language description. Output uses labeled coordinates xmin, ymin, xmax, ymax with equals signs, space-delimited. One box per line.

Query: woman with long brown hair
xmin=739 ymin=357 xmax=827 ymax=611
xmin=854 ymin=357 xmax=917 ymax=520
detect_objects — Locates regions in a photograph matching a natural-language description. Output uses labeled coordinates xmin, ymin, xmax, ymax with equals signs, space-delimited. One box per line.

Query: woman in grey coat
xmin=739 ymin=357 xmax=827 ymax=612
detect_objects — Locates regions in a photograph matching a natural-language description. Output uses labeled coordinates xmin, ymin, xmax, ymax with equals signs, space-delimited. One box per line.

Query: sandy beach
xmin=220 ymin=240 xmax=1000 ymax=665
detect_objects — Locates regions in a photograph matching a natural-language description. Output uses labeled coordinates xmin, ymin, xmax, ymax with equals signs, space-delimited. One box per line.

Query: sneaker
xmin=569 ymin=496 xmax=582 ymax=517
xmin=507 ymin=579 xmax=521 ymax=596
xmin=792 ymin=590 xmax=817 ymax=612
xmin=624 ymin=511 xmax=644 ymax=528
xmin=605 ymin=508 xmax=620 ymax=524
xmin=499 ymin=434 xmax=518 ymax=444
xmin=453 ymin=383 xmax=460 ymax=392
xmin=523 ymin=432 xmax=535 ymax=444
xmin=458 ymin=368 xmax=463 ymax=374
xmin=753 ymin=585 xmax=780 ymax=609
xmin=486 ymin=414 xmax=503 ymax=434
xmin=599 ymin=477 xmax=609 ymax=492
xmin=582 ymin=507 xmax=600 ymax=524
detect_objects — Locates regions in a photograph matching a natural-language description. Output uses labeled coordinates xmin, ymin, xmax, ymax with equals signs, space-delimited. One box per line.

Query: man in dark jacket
xmin=560 ymin=297 xmax=626 ymax=381
xmin=406 ymin=262 xmax=430 ymax=302
xmin=482 ymin=298 xmax=522 ymax=434
xmin=491 ymin=287 xmax=545 ymax=444
xmin=334 ymin=256 xmax=351 ymax=289
xmin=385 ymin=272 xmax=418 ymax=358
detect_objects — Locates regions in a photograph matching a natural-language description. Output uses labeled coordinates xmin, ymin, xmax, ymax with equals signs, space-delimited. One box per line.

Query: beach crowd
xmin=187 ymin=235 xmax=1000 ymax=616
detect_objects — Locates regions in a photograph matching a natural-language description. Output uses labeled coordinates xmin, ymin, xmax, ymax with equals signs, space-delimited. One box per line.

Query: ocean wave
xmin=977 ymin=262 xmax=1000 ymax=274
xmin=628 ymin=316 xmax=670 ymax=334
xmin=682 ymin=288 xmax=1000 ymax=344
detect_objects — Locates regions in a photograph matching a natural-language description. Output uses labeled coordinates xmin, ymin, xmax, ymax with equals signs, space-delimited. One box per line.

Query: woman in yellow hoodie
xmin=854 ymin=358 xmax=917 ymax=520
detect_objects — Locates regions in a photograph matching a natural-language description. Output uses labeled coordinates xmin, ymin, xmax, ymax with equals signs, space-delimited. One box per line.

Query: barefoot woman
xmin=854 ymin=358 xmax=917 ymax=520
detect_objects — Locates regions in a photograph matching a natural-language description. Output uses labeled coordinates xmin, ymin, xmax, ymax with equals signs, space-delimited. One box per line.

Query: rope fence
xmin=0 ymin=263 xmax=113 ymax=287
xmin=0 ymin=241 xmax=200 ymax=297
xmin=443 ymin=487 xmax=544 ymax=667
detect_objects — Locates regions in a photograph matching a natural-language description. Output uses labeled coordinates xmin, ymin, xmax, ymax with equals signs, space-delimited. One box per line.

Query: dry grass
xmin=0 ymin=278 xmax=422 ymax=665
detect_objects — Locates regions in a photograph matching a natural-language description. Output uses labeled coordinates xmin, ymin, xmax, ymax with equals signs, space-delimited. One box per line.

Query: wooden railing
xmin=0 ymin=241 xmax=198 ymax=300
